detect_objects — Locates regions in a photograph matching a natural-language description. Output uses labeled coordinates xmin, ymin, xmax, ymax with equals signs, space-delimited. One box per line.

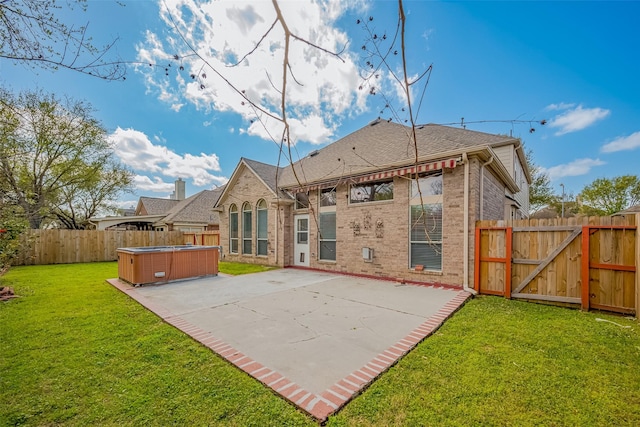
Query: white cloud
xmin=545 ymin=102 xmax=575 ymax=111
xmin=136 ymin=0 xmax=370 ymax=145
xmin=601 ymin=131 xmax=640 ymax=153
xmin=109 ymin=127 xmax=228 ymax=188
xmin=133 ymin=175 xmax=175 ymax=193
xmin=547 ymin=104 xmax=610 ymax=135
xmin=170 ymin=103 xmax=184 ymax=112
xmin=542 ymin=158 xmax=606 ymax=180
xmin=243 ymin=113 xmax=335 ymax=145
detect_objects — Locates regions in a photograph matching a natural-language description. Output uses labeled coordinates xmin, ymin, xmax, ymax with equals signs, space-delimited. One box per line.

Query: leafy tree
xmin=0 ymin=204 xmax=28 ymax=272
xmin=579 ymin=175 xmax=640 ymax=216
xmin=0 ymin=0 xmax=125 ymax=80
xmin=0 ymin=88 xmax=133 ymax=229
xmin=526 ymin=149 xmax=555 ymax=214
xmin=548 ymin=192 xmax=580 ymax=218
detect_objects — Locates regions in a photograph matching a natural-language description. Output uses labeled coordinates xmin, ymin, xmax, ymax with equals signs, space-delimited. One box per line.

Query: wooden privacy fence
xmin=16 ymin=230 xmax=185 ymax=265
xmin=475 ymin=215 xmax=639 ymax=315
xmin=182 ymin=231 xmax=220 ymax=246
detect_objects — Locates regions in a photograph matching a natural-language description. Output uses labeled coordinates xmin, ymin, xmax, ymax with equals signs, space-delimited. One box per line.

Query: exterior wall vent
xmin=362 ymin=247 xmax=374 ymax=262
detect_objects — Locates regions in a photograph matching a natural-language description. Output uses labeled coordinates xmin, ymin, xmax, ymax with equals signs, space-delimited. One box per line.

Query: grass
xmin=328 ymin=297 xmax=640 ymax=426
xmin=0 ymin=262 xmax=312 ymax=426
xmin=218 ymin=261 xmax=278 ymax=275
xmin=2 ymin=262 xmax=639 ymax=426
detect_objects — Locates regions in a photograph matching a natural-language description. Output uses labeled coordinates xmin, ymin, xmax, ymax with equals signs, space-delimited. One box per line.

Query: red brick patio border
xmin=107 ymin=278 xmax=471 ymax=422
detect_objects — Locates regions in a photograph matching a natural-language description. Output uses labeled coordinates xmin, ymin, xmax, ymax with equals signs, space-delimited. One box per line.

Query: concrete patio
xmin=108 ymin=268 xmax=471 ymax=421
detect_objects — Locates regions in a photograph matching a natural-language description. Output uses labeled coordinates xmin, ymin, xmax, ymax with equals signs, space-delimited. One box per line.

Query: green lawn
xmin=219 ymin=261 xmax=278 ymax=275
xmin=2 ymin=262 xmax=639 ymax=426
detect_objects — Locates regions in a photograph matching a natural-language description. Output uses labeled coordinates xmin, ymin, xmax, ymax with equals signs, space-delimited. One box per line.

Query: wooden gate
xmin=475 ymin=216 xmax=638 ymax=314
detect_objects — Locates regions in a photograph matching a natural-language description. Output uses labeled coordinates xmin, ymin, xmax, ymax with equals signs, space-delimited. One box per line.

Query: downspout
xmin=479 ymin=155 xmax=495 ymax=220
xmin=462 ymin=153 xmax=477 ymax=295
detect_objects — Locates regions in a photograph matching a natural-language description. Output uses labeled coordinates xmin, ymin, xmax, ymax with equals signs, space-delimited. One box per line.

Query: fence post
xmin=581 ymin=226 xmax=590 ymax=311
xmin=474 ymin=227 xmax=481 ymax=292
xmin=505 ymin=227 xmax=512 ymax=299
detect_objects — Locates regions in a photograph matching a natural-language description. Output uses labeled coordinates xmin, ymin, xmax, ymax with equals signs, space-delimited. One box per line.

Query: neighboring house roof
xmin=92 ymin=187 xmax=225 ymax=230
xmin=277 ymin=120 xmax=520 ymax=188
xmin=159 ymin=186 xmax=225 ymax=226
xmin=613 ymin=204 xmax=640 ymax=216
xmin=136 ymin=197 xmax=180 ymax=215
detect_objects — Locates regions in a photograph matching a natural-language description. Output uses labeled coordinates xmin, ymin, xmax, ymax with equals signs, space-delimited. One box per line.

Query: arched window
xmin=256 ymin=199 xmax=268 ymax=256
xmin=229 ymin=204 xmax=238 ymax=254
xmin=242 ymin=202 xmax=252 ymax=255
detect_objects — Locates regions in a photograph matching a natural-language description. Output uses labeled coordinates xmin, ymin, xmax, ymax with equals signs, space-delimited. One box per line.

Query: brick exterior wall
xmin=218 ymin=165 xmax=286 ymax=267
xmin=218 ymin=155 xmax=508 ymax=287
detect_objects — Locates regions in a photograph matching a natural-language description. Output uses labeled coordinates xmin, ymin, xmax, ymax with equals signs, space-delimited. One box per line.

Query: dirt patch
xmin=0 ymin=286 xmax=18 ymax=302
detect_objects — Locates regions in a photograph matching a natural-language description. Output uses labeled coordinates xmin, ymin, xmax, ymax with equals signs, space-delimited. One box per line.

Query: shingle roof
xmin=137 ymin=197 xmax=180 ymax=215
xmin=614 ymin=204 xmax=640 ymax=215
xmin=277 ymin=120 xmax=518 ymax=188
xmin=242 ymin=158 xmax=290 ymax=199
xmin=161 ymin=186 xmax=225 ymax=224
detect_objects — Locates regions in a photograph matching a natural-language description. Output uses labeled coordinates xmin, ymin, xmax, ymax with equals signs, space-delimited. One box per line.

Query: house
xmin=90 ymin=179 xmax=224 ymax=231
xmin=214 ymin=119 xmax=531 ymax=289
xmin=613 ymin=205 xmax=640 ymax=217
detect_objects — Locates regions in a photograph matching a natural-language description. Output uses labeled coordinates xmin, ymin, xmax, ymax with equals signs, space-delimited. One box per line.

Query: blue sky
xmin=1 ymin=0 xmax=638 ymax=209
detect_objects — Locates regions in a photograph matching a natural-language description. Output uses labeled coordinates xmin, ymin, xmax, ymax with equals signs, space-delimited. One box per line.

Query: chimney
xmin=171 ymin=178 xmax=186 ymax=200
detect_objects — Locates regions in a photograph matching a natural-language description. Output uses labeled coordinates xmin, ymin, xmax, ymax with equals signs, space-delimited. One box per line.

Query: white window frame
xmin=242 ymin=202 xmax=252 ymax=255
xmin=409 ymin=173 xmax=443 ymax=271
xmin=350 ymin=179 xmax=394 ymax=204
xmin=256 ymin=199 xmax=268 ymax=256
xmin=229 ymin=204 xmax=239 ymax=254
xmin=318 ymin=188 xmax=336 ymax=261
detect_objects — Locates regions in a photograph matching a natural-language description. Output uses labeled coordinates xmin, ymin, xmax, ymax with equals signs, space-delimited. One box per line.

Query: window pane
xmin=297 ymin=232 xmax=308 ymax=244
xmin=320 ymin=189 xmax=337 ymax=206
xmin=319 ymin=241 xmax=336 ymax=261
xmin=295 ymin=193 xmax=309 ymax=209
xmin=319 ymin=212 xmax=336 ymax=240
xmin=411 ymin=174 xmax=443 ymax=198
xmin=411 ymin=243 xmax=442 ymax=270
xmin=243 ymin=211 xmax=252 ymax=235
xmin=257 ymin=209 xmax=267 ymax=239
xmin=350 ymin=181 xmax=393 ymax=203
xmin=230 ymin=212 xmax=238 ymax=239
xmin=410 ymin=204 xmax=442 ymax=242
xmin=257 ymin=240 xmax=268 ymax=256
xmin=373 ymin=182 xmax=394 ymax=201
xmin=297 ymin=218 xmax=308 ymax=232
xmin=231 ymin=239 xmax=238 ymax=254
xmin=243 ymin=239 xmax=252 ymax=254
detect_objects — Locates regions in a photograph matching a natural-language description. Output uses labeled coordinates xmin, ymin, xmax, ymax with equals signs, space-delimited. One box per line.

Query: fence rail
xmin=15 ymin=230 xmax=186 ymax=265
xmin=475 ymin=215 xmax=639 ymax=315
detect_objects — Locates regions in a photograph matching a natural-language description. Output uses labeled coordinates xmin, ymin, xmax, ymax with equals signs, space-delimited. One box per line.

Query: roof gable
xmin=216 ymin=158 xmax=291 ymax=206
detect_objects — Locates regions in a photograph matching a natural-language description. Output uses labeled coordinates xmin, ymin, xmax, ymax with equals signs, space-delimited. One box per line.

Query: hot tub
xmin=117 ymin=245 xmax=220 ymax=286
